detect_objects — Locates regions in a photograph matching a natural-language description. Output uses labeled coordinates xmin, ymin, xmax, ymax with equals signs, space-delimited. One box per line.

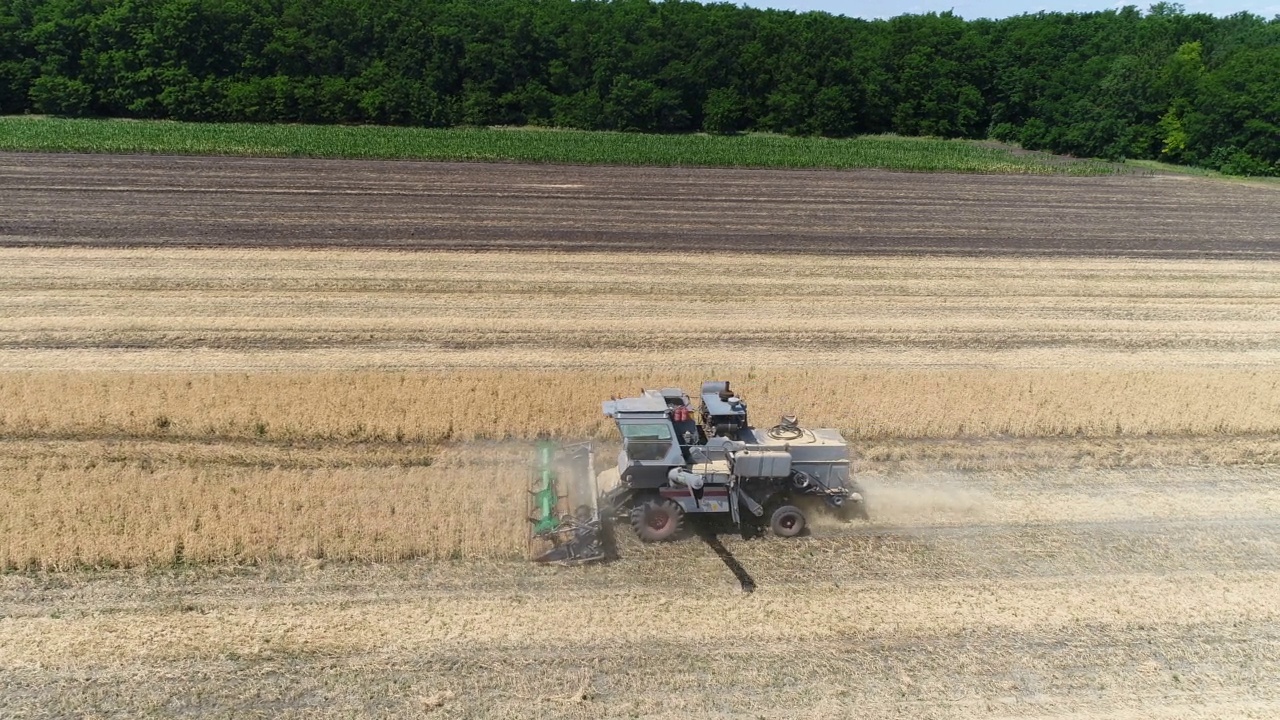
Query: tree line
xmin=1 ymin=0 xmax=1276 ymax=174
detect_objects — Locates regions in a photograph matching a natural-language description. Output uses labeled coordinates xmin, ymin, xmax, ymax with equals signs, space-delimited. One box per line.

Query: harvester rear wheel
xmin=631 ymin=498 xmax=684 ymax=542
xmin=769 ymin=505 xmax=807 ymax=538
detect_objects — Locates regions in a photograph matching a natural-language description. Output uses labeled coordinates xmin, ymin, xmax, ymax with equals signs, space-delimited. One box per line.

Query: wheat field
xmin=3 ymin=247 xmax=1280 ymax=569
xmin=0 ymin=440 xmax=530 ymax=571
xmin=5 ymin=431 xmax=1280 ymax=570
xmin=5 ymin=460 xmax=1280 ymax=718
xmin=3 ymin=246 xmax=1279 ymax=441
xmin=2 ymin=368 xmax=1280 ymax=442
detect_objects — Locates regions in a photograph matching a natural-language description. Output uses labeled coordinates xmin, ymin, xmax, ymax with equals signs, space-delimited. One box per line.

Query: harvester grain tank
xmin=530 ymin=381 xmax=865 ymax=564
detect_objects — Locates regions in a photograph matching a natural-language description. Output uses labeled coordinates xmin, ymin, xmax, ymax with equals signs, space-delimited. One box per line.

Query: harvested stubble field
xmin=2 ymin=154 xmax=1279 ymax=718
xmin=3 ymin=462 xmax=1280 ymax=718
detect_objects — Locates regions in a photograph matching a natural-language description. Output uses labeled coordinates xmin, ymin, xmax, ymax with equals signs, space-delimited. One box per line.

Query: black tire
xmin=769 ymin=504 xmax=807 ymax=538
xmin=630 ymin=498 xmax=684 ymax=542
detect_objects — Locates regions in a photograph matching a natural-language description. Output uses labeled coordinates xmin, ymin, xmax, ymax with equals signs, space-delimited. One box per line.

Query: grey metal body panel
xmin=731 ymin=450 xmax=792 ymax=478
xmin=699 ymin=381 xmax=748 ymax=438
xmin=660 ymin=485 xmax=733 ymax=514
xmin=619 ymin=463 xmax=674 ymax=489
xmin=740 ymin=426 xmax=851 ymax=489
xmin=602 ymin=389 xmax=670 ymax=417
xmin=690 ymin=459 xmax=732 ymax=478
xmin=701 ymin=392 xmax=746 ymax=418
xmin=659 ymin=388 xmax=689 ymax=403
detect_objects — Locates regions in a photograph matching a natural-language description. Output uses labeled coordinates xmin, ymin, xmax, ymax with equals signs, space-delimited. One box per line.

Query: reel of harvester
xmin=529 ymin=440 xmax=607 ymax=566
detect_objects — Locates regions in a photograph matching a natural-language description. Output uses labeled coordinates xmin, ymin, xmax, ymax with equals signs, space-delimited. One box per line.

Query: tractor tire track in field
xmin=2 ymin=152 xmax=1278 ymax=258
xmin=2 ymin=465 xmax=1278 ymax=718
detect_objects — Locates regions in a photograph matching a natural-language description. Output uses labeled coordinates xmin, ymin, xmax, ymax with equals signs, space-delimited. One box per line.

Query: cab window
xmin=620 ymin=423 xmax=672 ymax=440
xmin=620 ymin=422 xmax=675 ymax=461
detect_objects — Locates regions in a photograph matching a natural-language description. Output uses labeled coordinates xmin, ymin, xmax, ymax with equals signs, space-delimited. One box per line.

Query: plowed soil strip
xmin=2 ymin=152 xmax=1277 ymax=257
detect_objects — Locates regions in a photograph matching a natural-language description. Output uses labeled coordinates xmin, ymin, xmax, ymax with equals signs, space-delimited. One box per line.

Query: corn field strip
xmin=0 ymin=117 xmax=1123 ymax=174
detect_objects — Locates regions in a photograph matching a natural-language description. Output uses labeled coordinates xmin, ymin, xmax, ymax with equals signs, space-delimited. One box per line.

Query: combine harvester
xmin=530 ymin=381 xmax=866 ymax=565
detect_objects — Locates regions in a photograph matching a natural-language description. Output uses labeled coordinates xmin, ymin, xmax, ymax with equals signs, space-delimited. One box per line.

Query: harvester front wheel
xmin=631 ymin=498 xmax=684 ymax=542
xmin=769 ymin=505 xmax=807 ymax=538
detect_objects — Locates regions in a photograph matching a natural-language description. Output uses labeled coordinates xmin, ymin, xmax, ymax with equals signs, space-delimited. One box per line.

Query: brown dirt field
xmin=1 ymin=152 xmax=1277 ymax=258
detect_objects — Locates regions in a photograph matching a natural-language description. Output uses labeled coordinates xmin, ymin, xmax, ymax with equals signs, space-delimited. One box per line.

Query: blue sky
xmin=739 ymin=0 xmax=1280 ymax=20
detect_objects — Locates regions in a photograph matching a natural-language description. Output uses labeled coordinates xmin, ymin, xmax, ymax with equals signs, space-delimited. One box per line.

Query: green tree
xmin=1 ymin=0 xmax=1276 ymax=175
xmin=1188 ymin=46 xmax=1280 ymax=175
xmin=28 ymin=73 xmax=92 ymax=115
xmin=1156 ymin=41 xmax=1204 ymax=161
xmin=702 ymin=87 xmax=746 ymax=134
xmin=0 ymin=3 xmax=36 ymax=113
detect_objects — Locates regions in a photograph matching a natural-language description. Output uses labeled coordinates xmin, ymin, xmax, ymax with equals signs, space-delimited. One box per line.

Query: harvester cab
xmin=529 ymin=381 xmax=866 ymax=565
